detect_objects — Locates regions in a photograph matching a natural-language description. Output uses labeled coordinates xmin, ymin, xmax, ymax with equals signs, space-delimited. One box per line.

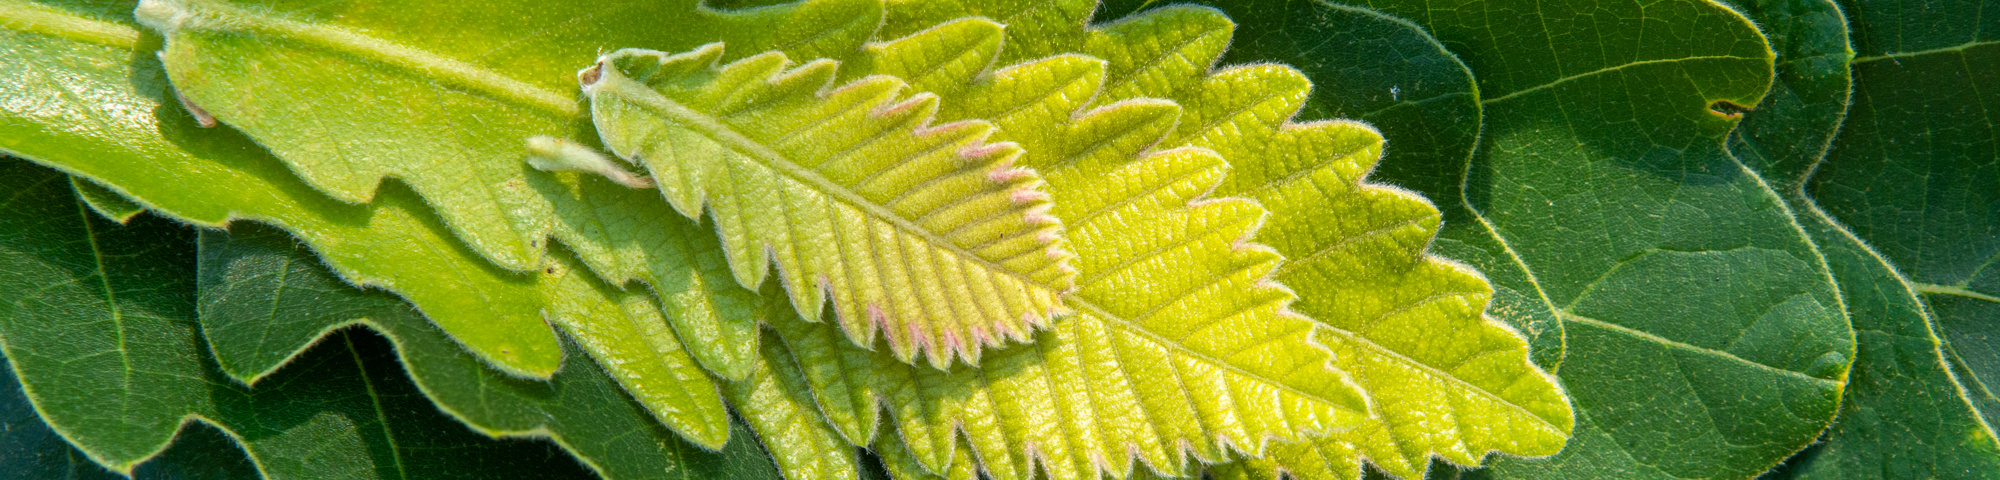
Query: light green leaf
xmin=1223 ymin=0 xmax=1852 ymax=477
xmin=0 ymin=0 xmax=740 ymax=453
xmin=722 ymin=327 xmax=861 ymax=480
xmin=0 ymin=0 xmax=566 ymax=378
xmin=0 ymin=160 xmax=598 ymax=478
xmin=131 ymin=0 xmax=900 ymax=374
xmin=1754 ymin=0 xmax=2000 ymax=475
xmin=194 ymin=221 xmax=788 ymax=480
xmin=579 ymin=44 xmax=1076 ymax=366
xmin=878 ymin=2 xmax=1572 ymax=477
xmin=1101 ymin=0 xmax=1858 ymax=477
xmin=71 ymin=177 xmax=146 ymax=224
xmin=758 ymin=15 xmax=1371 ymax=480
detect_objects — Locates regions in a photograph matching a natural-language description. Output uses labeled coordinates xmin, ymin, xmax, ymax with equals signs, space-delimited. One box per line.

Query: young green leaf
xmin=753 ymin=17 xmax=1372 ymax=480
xmin=0 ymin=160 xmax=596 ymax=479
xmin=723 ymin=328 xmax=862 ymax=480
xmin=71 ymin=177 xmax=146 ymax=224
xmin=194 ymin=222 xmax=789 ymax=480
xmin=1174 ymin=0 xmax=1857 ymax=477
xmin=580 ymin=44 xmax=1076 ymax=367
xmin=130 ymin=0 xmax=896 ymax=375
xmin=0 ymin=0 xmax=567 ymax=378
xmin=880 ymin=2 xmax=1573 ymax=477
xmin=0 ymin=0 xmax=744 ymax=455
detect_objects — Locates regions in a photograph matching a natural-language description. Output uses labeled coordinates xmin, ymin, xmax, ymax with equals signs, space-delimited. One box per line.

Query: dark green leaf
xmin=0 ymin=158 xmax=594 ymax=478
xmin=0 ymin=342 xmax=125 ymax=480
xmin=195 ymin=220 xmax=786 ymax=480
xmin=1169 ymin=0 xmax=1856 ymax=477
xmin=1758 ymin=0 xmax=2000 ymax=476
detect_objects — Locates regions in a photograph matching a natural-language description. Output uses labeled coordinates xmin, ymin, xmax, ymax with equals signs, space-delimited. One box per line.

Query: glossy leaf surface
xmin=0 ymin=0 xmax=565 ymax=377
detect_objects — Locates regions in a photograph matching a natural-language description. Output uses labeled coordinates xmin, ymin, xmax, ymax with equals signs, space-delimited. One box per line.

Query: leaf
xmin=578 ymin=44 xmax=1075 ymax=366
xmin=1110 ymin=0 xmax=1858 ymax=477
xmin=959 ymin=2 xmax=1567 ymax=477
xmin=1 ymin=341 xmax=127 ymax=480
xmin=71 ymin=177 xmax=146 ymax=224
xmin=721 ymin=327 xmax=862 ymax=480
xmin=132 ymin=0 xmax=904 ymax=374
xmin=1808 ymin=0 xmax=2000 ymax=432
xmin=193 ymin=221 xmax=789 ymax=480
xmin=1748 ymin=0 xmax=2000 ymax=475
xmin=874 ymin=2 xmax=1574 ymax=477
xmin=0 ymin=159 xmax=599 ymax=478
xmin=4 ymin=350 xmax=281 ymax=480
xmin=0 ymin=0 xmax=568 ymax=378
xmin=0 ymin=0 xmax=764 ymax=453
xmin=0 ymin=0 xmax=763 ymax=460
xmin=755 ymin=16 xmax=1371 ymax=480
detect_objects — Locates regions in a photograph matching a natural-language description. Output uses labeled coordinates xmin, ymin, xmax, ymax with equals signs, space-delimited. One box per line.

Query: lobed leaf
xmin=752 ymin=14 xmax=1373 ymax=480
xmin=1 ymin=0 xmax=566 ymax=378
xmin=0 ymin=159 xmax=597 ymax=478
xmin=1173 ymin=0 xmax=1859 ymax=477
xmin=884 ymin=1 xmax=1576 ymax=477
xmin=129 ymin=0 xmax=993 ymax=373
xmin=1759 ymin=0 xmax=2000 ymax=475
xmin=194 ymin=221 xmax=788 ymax=480
xmin=577 ymin=44 xmax=1076 ymax=366
xmin=0 ymin=0 xmax=746 ymax=462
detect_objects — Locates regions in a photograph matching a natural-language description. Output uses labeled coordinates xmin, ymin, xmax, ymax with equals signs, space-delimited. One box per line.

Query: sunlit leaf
xmin=576 ymin=44 xmax=1075 ymax=366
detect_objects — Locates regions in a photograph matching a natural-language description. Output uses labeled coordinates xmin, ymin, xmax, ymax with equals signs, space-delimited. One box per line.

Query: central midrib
xmin=139 ymin=0 xmax=578 ymax=117
xmin=600 ymin=72 xmax=1064 ymax=295
xmin=0 ymin=1 xmax=140 ymax=48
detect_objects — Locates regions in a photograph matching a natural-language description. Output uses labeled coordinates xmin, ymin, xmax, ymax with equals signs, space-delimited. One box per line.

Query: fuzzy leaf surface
xmin=1 ymin=346 xmax=280 ymax=480
xmin=756 ymin=15 xmax=1371 ymax=480
xmin=1762 ymin=0 xmax=2000 ymax=476
xmin=194 ymin=221 xmax=788 ymax=480
xmin=1101 ymin=0 xmax=1858 ymax=477
xmin=0 ymin=0 xmax=742 ymax=456
xmin=0 ymin=0 xmax=566 ymax=377
xmin=131 ymin=0 xmax=903 ymax=375
xmin=885 ymin=1 xmax=1573 ymax=477
xmin=0 ymin=159 xmax=596 ymax=478
xmin=583 ymin=45 xmax=1075 ymax=366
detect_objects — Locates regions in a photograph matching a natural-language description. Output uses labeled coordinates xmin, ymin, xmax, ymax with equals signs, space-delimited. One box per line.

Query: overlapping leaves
xmin=572 ymin=44 xmax=1075 ymax=366
xmin=11 ymin=0 xmax=1989 ymax=479
xmin=134 ymin=0 xmax=1063 ymax=370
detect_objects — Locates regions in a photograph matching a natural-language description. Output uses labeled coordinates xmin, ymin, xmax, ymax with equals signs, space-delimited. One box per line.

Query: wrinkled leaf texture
xmin=134 ymin=0 xmax=1059 ymax=370
xmin=0 ymin=0 xmax=805 ymax=473
xmin=1121 ymin=0 xmax=1860 ymax=478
